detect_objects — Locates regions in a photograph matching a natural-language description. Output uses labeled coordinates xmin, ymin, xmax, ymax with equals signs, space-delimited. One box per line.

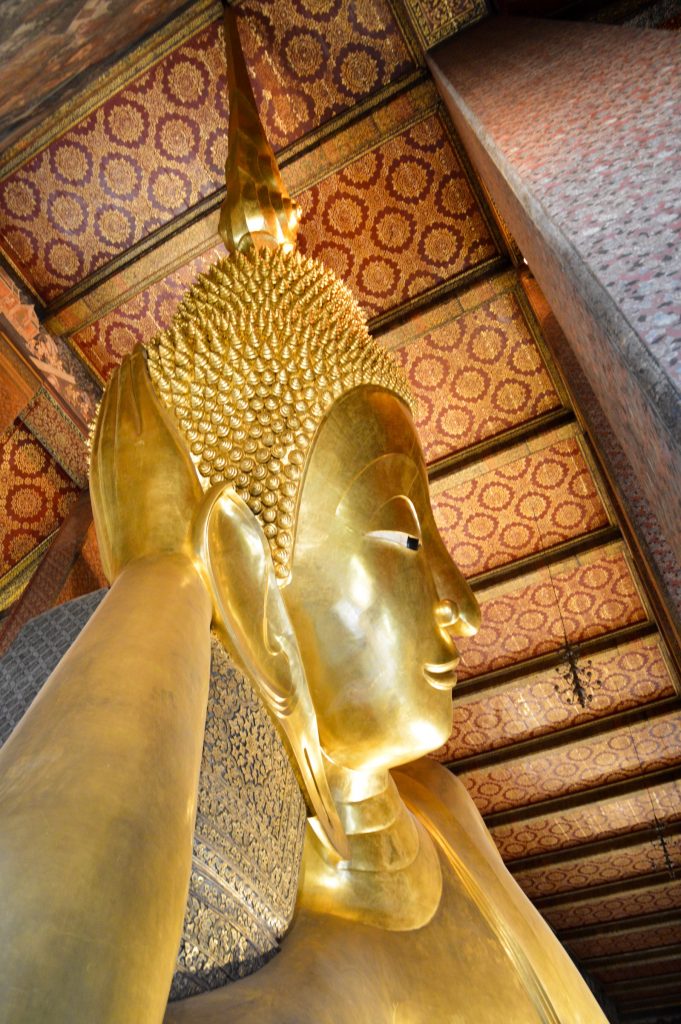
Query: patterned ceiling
xmin=0 ymin=2 xmax=679 ymax=1021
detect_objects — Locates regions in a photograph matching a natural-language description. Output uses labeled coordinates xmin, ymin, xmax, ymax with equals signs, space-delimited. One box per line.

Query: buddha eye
xmin=368 ymin=530 xmax=421 ymax=551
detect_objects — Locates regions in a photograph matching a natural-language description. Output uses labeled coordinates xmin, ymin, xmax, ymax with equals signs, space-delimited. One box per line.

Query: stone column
xmin=428 ymin=17 xmax=681 ymax=559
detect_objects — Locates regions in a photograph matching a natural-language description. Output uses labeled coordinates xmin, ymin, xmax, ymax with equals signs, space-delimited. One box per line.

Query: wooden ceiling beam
xmin=535 ymin=870 xmax=675 ymax=910
xmin=452 ymin=620 xmax=658 ymax=701
xmin=426 ymin=408 xmax=574 ymax=483
xmin=483 ymin=764 xmax=681 ymax=829
xmin=448 ymin=696 xmax=680 ymax=773
xmin=579 ymin=942 xmax=681 ymax=970
xmin=468 ymin=523 xmax=620 ymax=592
xmin=559 ymin=907 xmax=681 ymax=943
xmin=607 ymin=972 xmax=681 ymax=994
xmin=506 ymin=821 xmax=681 ymax=874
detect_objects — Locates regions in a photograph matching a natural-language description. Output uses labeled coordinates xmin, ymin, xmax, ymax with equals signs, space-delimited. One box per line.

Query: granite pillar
xmin=428 ymin=17 xmax=681 ymax=559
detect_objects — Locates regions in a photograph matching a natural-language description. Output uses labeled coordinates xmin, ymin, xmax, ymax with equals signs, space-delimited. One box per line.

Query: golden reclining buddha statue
xmin=0 ymin=10 xmax=606 ymax=1023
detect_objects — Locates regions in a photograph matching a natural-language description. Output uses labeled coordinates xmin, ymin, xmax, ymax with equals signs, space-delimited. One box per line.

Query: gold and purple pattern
xmin=455 ymin=545 xmax=647 ymax=679
xmin=460 ymin=710 xmax=681 ymax=816
xmin=0 ymin=1 xmax=416 ymax=301
xmin=430 ymin=431 xmax=608 ymax=578
xmin=489 ymin=777 xmax=681 ymax=861
xmin=437 ymin=635 xmax=675 ymax=763
xmin=387 ymin=285 xmax=560 ymax=464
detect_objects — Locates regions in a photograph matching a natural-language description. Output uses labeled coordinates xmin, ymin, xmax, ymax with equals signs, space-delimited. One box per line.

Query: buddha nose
xmin=435 ymin=599 xmax=459 ymax=631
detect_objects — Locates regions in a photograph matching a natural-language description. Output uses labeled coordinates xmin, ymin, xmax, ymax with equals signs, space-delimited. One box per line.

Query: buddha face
xmin=282 ymin=387 xmax=480 ymax=774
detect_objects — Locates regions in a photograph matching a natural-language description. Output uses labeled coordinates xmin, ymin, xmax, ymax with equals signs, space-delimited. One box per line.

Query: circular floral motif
xmin=8 ymin=483 xmax=46 ymax=522
xmin=44 ymin=238 xmax=84 ymax=281
xmin=312 ymin=240 xmax=353 ymax=280
xmin=370 ymin=206 xmax=415 ymax=253
xmin=436 ymin=403 xmax=474 ymax=443
xmin=386 ymin=154 xmax=433 ymax=205
xmin=94 ymin=204 xmax=136 ymax=249
xmin=406 ymin=118 xmax=446 ymax=153
xmin=154 ymin=113 xmax=200 ymax=164
xmin=435 ymin=174 xmax=470 ymax=219
xmin=335 ymin=43 xmax=381 ymax=97
xmin=281 ymin=27 xmax=327 ymax=83
xmin=46 ymin=190 xmax=88 ymax=236
xmin=104 ymin=321 xmax=143 ymax=359
xmin=10 ymin=440 xmax=47 ymax=477
xmin=339 ymin=149 xmax=383 ymax=189
xmin=98 ymin=153 xmax=142 ymax=200
xmin=205 ymin=126 xmax=227 ymax=177
xmin=348 ymin=3 xmax=390 ymax=38
xmin=147 ymin=167 xmax=192 ymax=213
xmin=468 ymin=324 xmax=504 ymax=364
xmin=238 ymin=5 xmax=276 ymax=64
xmin=357 ymin=254 xmax=399 ymax=298
xmin=321 ymin=192 xmax=368 ymax=237
xmin=492 ymin=378 xmax=532 ymax=413
xmin=455 ymin=367 xmax=488 ymax=402
xmin=0 ymin=178 xmax=40 ymax=222
xmin=162 ymin=56 xmax=210 ymax=108
xmin=410 ymin=353 xmax=447 ymax=390
xmin=103 ymin=98 xmax=149 ymax=147
xmin=418 ymin=222 xmax=462 ymax=269
xmin=49 ymin=139 xmax=93 ymax=185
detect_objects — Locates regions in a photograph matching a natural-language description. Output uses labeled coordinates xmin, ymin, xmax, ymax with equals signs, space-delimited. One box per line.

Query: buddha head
xmin=147 ymin=247 xmax=480 ymax=788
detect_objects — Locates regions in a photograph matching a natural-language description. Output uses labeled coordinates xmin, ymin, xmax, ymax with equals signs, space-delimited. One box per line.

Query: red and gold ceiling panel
xmin=383 ymin=281 xmax=561 ymax=464
xmin=69 ymin=244 xmax=221 ymax=380
xmin=542 ymin=879 xmax=681 ymax=931
xmin=0 ymin=0 xmax=416 ymax=301
xmin=0 ymin=420 xmax=80 ymax=578
xmin=438 ymin=635 xmax=675 ymax=762
xmin=514 ymin=836 xmax=681 ymax=900
xmin=430 ymin=427 xmax=609 ymax=579
xmin=566 ymin=921 xmax=681 ymax=960
xmin=296 ymin=112 xmax=499 ymax=318
xmin=459 ymin=709 xmax=681 ymax=816
xmin=489 ymin=777 xmax=681 ymax=861
xmin=454 ymin=543 xmax=648 ymax=680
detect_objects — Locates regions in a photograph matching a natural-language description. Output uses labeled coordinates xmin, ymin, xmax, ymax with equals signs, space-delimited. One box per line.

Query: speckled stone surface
xmin=429 ymin=17 xmax=681 ymax=557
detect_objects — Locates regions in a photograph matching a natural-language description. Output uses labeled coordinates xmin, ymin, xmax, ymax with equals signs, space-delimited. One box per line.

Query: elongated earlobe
xmin=193 ymin=483 xmax=348 ymax=860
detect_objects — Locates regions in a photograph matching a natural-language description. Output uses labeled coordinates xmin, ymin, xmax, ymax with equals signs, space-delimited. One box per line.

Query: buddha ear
xmin=193 ymin=483 xmax=348 ymax=860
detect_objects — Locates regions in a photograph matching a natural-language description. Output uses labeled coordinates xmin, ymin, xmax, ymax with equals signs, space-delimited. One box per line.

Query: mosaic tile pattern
xmin=437 ymin=635 xmax=675 ymax=763
xmin=0 ymin=2 xmax=415 ymax=300
xmin=402 ymin=0 xmax=487 ymax=49
xmin=388 ymin=287 xmax=560 ymax=464
xmin=542 ymin=879 xmax=681 ymax=931
xmin=0 ymin=421 xmax=80 ymax=577
xmin=297 ymin=113 xmax=498 ymax=318
xmin=489 ymin=778 xmax=681 ymax=861
xmin=430 ymin=434 xmax=608 ymax=578
xmin=567 ymin=921 xmax=681 ymax=960
xmin=515 ymin=835 xmax=681 ymax=900
xmin=455 ymin=546 xmax=648 ymax=679
xmin=460 ymin=710 xmax=681 ymax=816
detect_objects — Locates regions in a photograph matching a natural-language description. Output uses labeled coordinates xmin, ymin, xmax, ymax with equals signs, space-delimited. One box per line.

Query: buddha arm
xmin=0 ymin=553 xmax=211 ymax=1024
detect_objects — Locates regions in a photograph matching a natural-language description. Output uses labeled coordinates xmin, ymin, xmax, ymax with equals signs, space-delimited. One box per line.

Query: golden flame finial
xmin=219 ymin=5 xmax=300 ymax=254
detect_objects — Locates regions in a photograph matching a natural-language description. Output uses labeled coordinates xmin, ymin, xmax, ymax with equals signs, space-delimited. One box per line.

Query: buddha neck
xmin=300 ymin=763 xmax=443 ymax=931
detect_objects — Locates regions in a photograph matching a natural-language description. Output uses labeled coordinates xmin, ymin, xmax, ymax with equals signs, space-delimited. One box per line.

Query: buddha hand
xmin=90 ymin=346 xmax=204 ymax=583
